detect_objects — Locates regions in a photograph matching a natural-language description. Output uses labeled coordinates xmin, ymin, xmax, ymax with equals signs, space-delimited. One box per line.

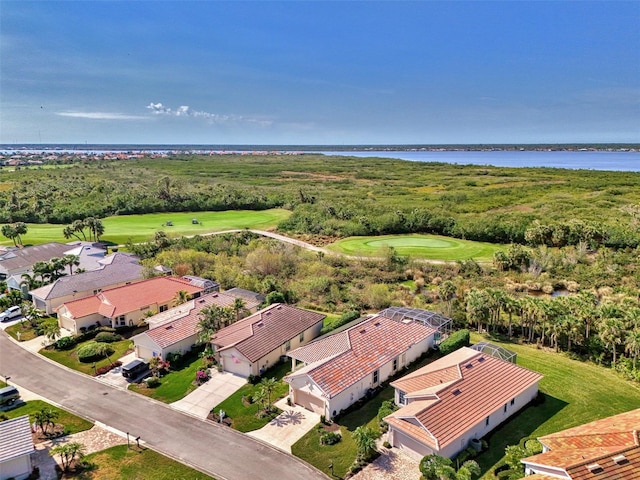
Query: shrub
xmin=145 ymin=376 xmax=160 ymax=388
xmin=320 ymin=431 xmax=341 ymax=446
xmin=76 ymin=341 xmax=114 ymax=362
xmin=95 ymin=361 xmax=122 ymax=375
xmin=377 ymin=399 xmax=398 ymax=432
xmin=54 ymin=336 xmax=77 ymax=350
xmin=439 ymin=329 xmax=470 ymax=355
xmin=95 ymin=332 xmax=121 ymax=343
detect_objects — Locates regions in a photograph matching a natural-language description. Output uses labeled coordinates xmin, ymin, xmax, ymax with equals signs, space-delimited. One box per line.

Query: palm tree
xmin=598 ymin=314 xmax=624 ymax=365
xmin=233 ymin=297 xmax=247 ymax=322
xmin=49 ymin=442 xmax=85 ymax=472
xmin=259 ymin=377 xmax=278 ymax=412
xmin=62 ymin=254 xmax=80 ymax=275
xmin=20 ymin=272 xmax=42 ymax=290
xmin=352 ymin=425 xmax=377 ymax=461
xmin=197 ymin=305 xmax=234 ymax=343
xmin=624 ymin=327 xmax=640 ymax=370
xmin=42 ymin=320 xmax=61 ymax=345
xmin=439 ymin=280 xmax=457 ymax=318
xmin=1 ymin=224 xmax=17 ymax=246
xmin=465 ymin=289 xmax=490 ymax=333
xmin=420 ymin=454 xmax=453 ymax=480
xmin=34 ymin=407 xmax=59 ymax=436
xmin=13 ymin=222 xmax=27 ymax=245
xmin=174 ymin=290 xmax=190 ymax=305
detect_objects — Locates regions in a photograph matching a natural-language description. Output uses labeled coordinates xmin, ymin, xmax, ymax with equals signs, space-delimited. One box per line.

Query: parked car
xmin=0 ymin=385 xmax=20 ymax=406
xmin=0 ymin=305 xmax=22 ymax=322
xmin=122 ymin=359 xmax=149 ymax=379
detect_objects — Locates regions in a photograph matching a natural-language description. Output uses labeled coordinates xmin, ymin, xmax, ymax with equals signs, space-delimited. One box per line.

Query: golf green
xmin=1 ymin=209 xmax=291 ymax=246
xmin=326 ymin=234 xmax=503 ymax=262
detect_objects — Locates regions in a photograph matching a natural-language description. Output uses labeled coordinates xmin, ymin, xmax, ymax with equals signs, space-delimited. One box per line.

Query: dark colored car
xmin=121 ymin=359 xmax=149 ymax=379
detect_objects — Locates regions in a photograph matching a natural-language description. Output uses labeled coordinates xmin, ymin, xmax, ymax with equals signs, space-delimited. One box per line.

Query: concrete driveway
xmin=246 ymin=397 xmax=321 ymax=452
xmin=171 ymin=369 xmax=246 ymax=419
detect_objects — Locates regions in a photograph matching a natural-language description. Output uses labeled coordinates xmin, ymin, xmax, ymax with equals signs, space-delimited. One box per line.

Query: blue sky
xmin=1 ymin=1 xmax=639 ymax=145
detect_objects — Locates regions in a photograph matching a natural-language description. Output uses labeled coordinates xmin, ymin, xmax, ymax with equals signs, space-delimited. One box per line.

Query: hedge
xmin=77 ymin=341 xmax=114 ymax=362
xmin=439 ymin=329 xmax=470 ymax=355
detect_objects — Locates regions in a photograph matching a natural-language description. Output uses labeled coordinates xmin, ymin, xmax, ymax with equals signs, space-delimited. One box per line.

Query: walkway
xmin=246 ymin=398 xmax=321 ymax=453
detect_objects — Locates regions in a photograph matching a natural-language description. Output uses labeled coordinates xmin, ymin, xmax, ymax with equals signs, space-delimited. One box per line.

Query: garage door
xmin=294 ymin=389 xmax=325 ymax=415
xmin=392 ymin=429 xmax=432 ymax=460
xmin=222 ymin=355 xmax=252 ymax=378
xmin=135 ymin=345 xmax=154 ymax=361
xmin=59 ymin=316 xmax=75 ymax=332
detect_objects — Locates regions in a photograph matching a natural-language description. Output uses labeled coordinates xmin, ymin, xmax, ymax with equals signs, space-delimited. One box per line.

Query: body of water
xmin=319 ymin=150 xmax=640 ymax=172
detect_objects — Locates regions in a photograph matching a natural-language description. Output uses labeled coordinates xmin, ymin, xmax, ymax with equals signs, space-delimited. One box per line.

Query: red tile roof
xmin=60 ymin=277 xmax=203 ymax=318
xmin=212 ymin=304 xmax=325 ymax=362
xmin=386 ymin=347 xmax=542 ymax=452
xmin=522 ymin=409 xmax=640 ymax=480
xmin=285 ymin=314 xmax=437 ymax=398
xmin=142 ymin=292 xmax=239 ymax=349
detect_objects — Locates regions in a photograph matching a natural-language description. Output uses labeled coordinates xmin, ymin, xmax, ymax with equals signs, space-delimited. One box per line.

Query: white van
xmin=0 ymin=305 xmax=22 ymax=322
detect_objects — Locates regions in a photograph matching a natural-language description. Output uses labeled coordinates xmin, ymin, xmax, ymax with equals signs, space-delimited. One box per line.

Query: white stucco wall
xmin=0 ymin=454 xmax=32 ymax=480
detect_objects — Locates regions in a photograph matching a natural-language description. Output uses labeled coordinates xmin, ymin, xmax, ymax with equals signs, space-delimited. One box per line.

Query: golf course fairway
xmin=1 ymin=209 xmax=291 ymax=246
xmin=326 ymin=234 xmax=504 ymax=262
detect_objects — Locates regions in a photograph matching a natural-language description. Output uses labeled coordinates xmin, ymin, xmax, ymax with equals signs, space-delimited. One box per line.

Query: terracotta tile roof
xmin=140 ymin=292 xmax=239 ymax=349
xmin=0 ymin=415 xmax=34 ymax=462
xmin=522 ymin=409 xmax=640 ymax=480
xmin=60 ymin=276 xmax=203 ymax=318
xmin=212 ymin=304 xmax=325 ymax=362
xmin=286 ymin=315 xmax=437 ymax=398
xmin=386 ymin=347 xmax=542 ymax=451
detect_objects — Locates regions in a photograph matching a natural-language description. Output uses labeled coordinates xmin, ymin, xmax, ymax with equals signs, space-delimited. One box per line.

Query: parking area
xmin=246 ymin=398 xmax=321 ymax=453
xmin=171 ymin=369 xmax=246 ymax=418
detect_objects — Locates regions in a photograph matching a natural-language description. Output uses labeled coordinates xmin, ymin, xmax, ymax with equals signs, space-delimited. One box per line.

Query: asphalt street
xmin=0 ymin=332 xmax=327 ymax=480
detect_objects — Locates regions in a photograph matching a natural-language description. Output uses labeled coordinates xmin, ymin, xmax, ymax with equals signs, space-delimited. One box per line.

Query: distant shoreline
xmin=0 ymin=143 xmax=638 ymax=153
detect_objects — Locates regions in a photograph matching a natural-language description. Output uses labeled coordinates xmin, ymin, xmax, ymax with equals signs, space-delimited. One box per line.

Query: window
xmin=159 ymin=305 xmax=168 ymax=313
xmin=117 ymin=315 xmax=126 ymax=326
xmin=392 ymin=357 xmax=398 ymax=371
xmin=299 ymin=331 xmax=304 ymax=342
xmin=510 ymin=398 xmax=515 ymax=406
xmin=485 ymin=416 xmax=490 ymax=426
xmin=398 ymin=390 xmax=406 ymax=405
xmin=504 ymin=404 xmax=507 ymax=413
xmin=285 ymin=340 xmax=291 ymax=351
xmin=373 ymin=369 xmax=379 ymax=384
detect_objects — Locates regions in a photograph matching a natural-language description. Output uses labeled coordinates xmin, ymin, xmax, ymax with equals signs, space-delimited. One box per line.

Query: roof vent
xmin=374 ymin=322 xmax=381 ymax=327
xmin=465 ymin=363 xmax=473 ymax=369
xmin=277 ymin=305 xmax=282 ymax=310
xmin=478 ymin=356 xmax=485 ymax=362
xmin=452 ymin=389 xmax=461 ymax=396
xmin=612 ymin=454 xmax=628 ymax=465
xmin=256 ymin=321 xmax=264 ymax=327
xmin=165 ymin=325 xmax=173 ymax=330
xmin=586 ymin=463 xmax=603 ymax=474
xmin=265 ymin=311 xmax=271 ymax=315
xmin=198 ymin=299 xmax=205 ymax=303
xmin=401 ymin=319 xmax=412 ymax=324
xmin=212 ymin=294 xmax=218 ymax=297
xmin=360 ymin=329 xmax=366 ymax=334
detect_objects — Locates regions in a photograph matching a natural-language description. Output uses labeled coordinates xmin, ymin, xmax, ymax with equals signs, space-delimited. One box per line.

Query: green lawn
xmin=128 ymin=352 xmax=203 ymax=403
xmin=40 ymin=339 xmax=133 ymax=375
xmin=469 ymin=333 xmax=640 ymax=478
xmin=2 ymin=399 xmax=93 ymax=434
xmin=78 ymin=444 xmax=215 ymax=480
xmin=212 ymin=361 xmax=290 ymax=432
xmin=2 ymin=208 xmax=291 ymax=246
xmin=326 ymin=234 xmax=504 ymax=262
xmin=5 ymin=321 xmax=41 ymax=342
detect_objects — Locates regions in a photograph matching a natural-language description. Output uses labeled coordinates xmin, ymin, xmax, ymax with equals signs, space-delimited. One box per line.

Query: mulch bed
xmin=208 ymin=412 xmax=232 ymax=427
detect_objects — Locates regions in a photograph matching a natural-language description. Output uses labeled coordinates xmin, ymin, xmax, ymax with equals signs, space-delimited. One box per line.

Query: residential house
xmin=3 ymin=241 xmax=107 ymax=294
xmin=223 ymin=287 xmax=266 ymax=310
xmin=132 ymin=290 xmax=261 ymax=360
xmin=29 ymin=252 xmax=143 ymax=314
xmin=0 ymin=415 xmax=34 ymax=480
xmin=385 ymin=346 xmax=543 ymax=460
xmin=212 ymin=304 xmax=325 ymax=378
xmin=56 ymin=276 xmax=204 ymax=333
xmin=0 ymin=242 xmax=72 ymax=283
xmin=284 ymin=307 xmax=449 ymax=420
xmin=521 ymin=408 xmax=640 ymax=480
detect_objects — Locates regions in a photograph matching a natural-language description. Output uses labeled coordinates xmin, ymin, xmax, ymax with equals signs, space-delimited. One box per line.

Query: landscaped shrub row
xmin=320 ymin=431 xmax=341 ymax=446
xmin=54 ymin=326 xmax=120 ymax=350
xmin=438 ymin=329 xmax=470 ymax=356
xmin=95 ymin=361 xmax=122 ymax=376
xmin=95 ymin=332 xmax=122 ymax=343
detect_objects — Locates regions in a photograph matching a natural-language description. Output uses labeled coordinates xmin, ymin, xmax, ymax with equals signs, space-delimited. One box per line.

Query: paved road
xmin=0 ymin=333 xmax=327 ymax=480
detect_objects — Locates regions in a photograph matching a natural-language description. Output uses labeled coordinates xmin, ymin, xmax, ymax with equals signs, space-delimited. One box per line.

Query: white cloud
xmin=146 ymin=102 xmax=272 ymax=126
xmin=56 ymin=111 xmax=148 ymax=120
